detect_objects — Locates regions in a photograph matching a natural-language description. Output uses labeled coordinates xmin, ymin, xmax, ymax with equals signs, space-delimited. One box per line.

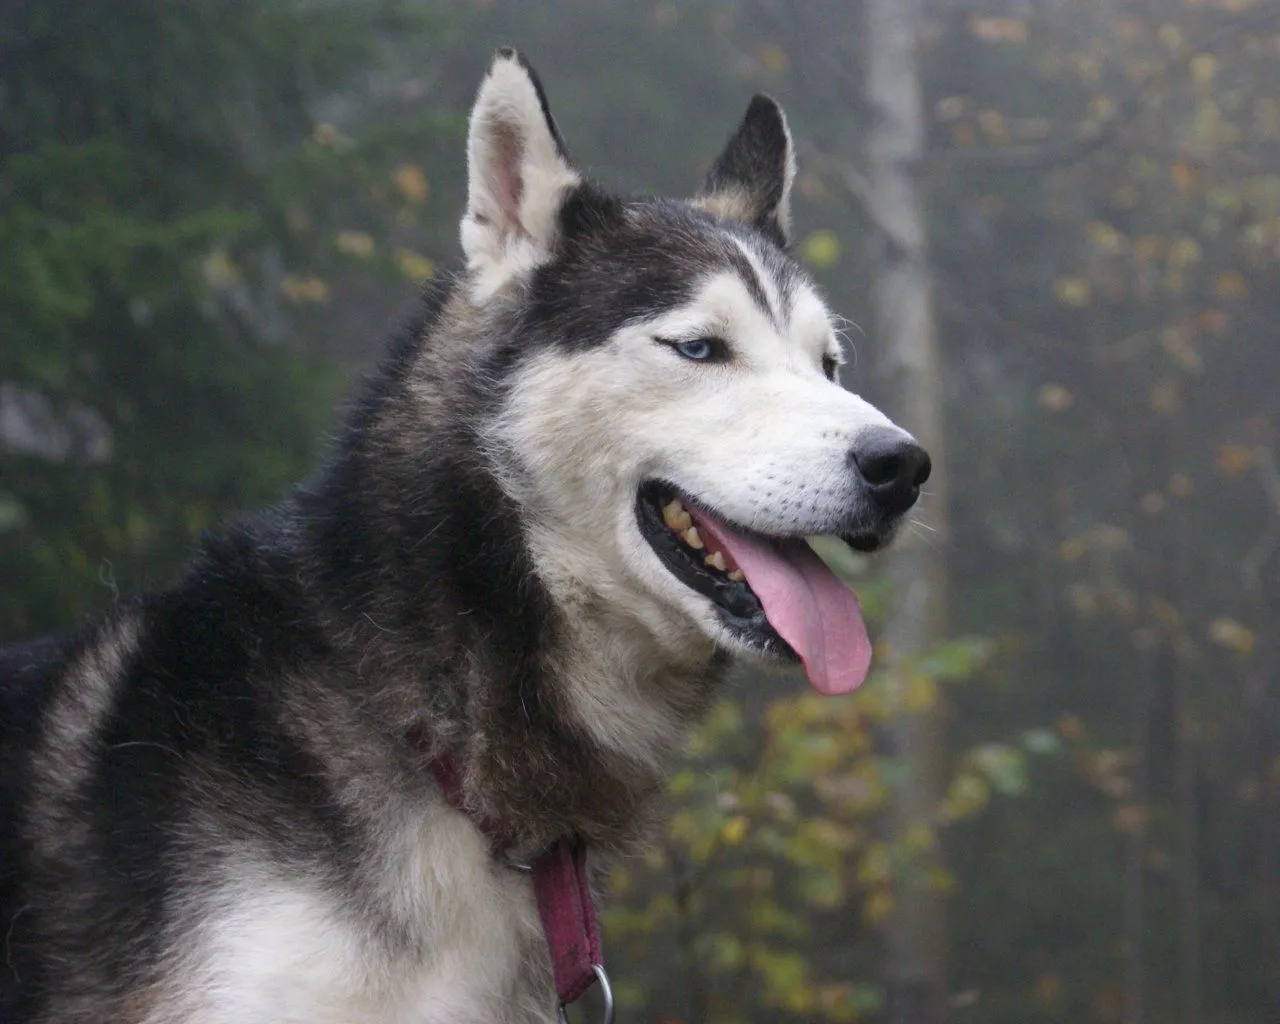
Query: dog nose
xmin=851 ymin=428 xmax=931 ymax=515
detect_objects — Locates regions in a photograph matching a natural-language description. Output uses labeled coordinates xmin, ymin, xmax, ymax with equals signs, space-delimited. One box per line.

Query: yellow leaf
xmin=1158 ymin=24 xmax=1184 ymax=52
xmin=721 ymin=815 xmax=750 ymax=846
xmin=1168 ymin=473 xmax=1193 ymax=497
xmin=1094 ymin=524 xmax=1131 ymax=550
xmin=1215 ymin=445 xmax=1258 ymax=476
xmin=335 ymin=231 xmax=375 ymax=259
xmin=1167 ymin=236 xmax=1203 ymax=269
xmin=1068 ymin=583 xmax=1098 ymax=616
xmin=1053 ymin=276 xmax=1092 ymax=307
xmin=1160 ymin=325 xmax=1203 ymax=373
xmin=1209 ymin=617 xmax=1256 ymax=656
xmin=1195 ymin=308 xmax=1230 ymax=334
xmin=1039 ymin=383 xmax=1074 ymax=412
xmin=1035 ymin=973 xmax=1063 ymax=1003
xmin=1087 ymin=749 xmax=1135 ymax=799
xmin=756 ymin=42 xmax=789 ymax=75
xmin=935 ymin=96 xmax=967 ymax=121
xmin=1112 ymin=802 xmax=1150 ymax=835
xmin=902 ymin=823 xmax=936 ymax=853
xmin=1095 ymin=982 xmax=1126 ymax=1020
xmin=1171 ymin=161 xmax=1198 ymax=195
xmin=1058 ymin=537 xmax=1087 ymax=563
xmin=1086 ymin=220 xmax=1127 ymax=254
xmin=941 ymin=773 xmax=990 ymax=821
xmin=1213 ymin=270 xmax=1249 ymax=299
xmin=1190 ymin=53 xmax=1218 ymax=87
xmin=1149 ymin=597 xmax=1181 ymax=629
xmin=924 ymin=863 xmax=956 ymax=894
xmin=968 ymin=15 xmax=1027 ymax=44
xmin=1057 ymin=713 xmax=1087 ymax=741
xmin=863 ymin=887 xmax=895 ymax=926
xmin=800 ymin=230 xmax=841 ymax=268
xmin=280 ymin=275 xmax=329 ymax=304
xmin=608 ymin=865 xmax=633 ymax=896
xmin=977 ymin=109 xmax=1008 ymax=145
xmin=201 ymin=249 xmax=240 ymax=287
xmin=857 ymin=843 xmax=893 ymax=885
xmin=393 ymin=163 xmax=430 ymax=204
xmin=1149 ymin=378 xmax=1180 ymax=414
xmin=667 ymin=769 xmax=696 ymax=797
xmin=394 ymin=248 xmax=436 ymax=281
xmin=904 ymin=671 xmax=938 ymax=714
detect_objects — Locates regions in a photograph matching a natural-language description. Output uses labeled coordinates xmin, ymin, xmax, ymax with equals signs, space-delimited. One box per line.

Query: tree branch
xmin=801 ymin=140 xmax=914 ymax=258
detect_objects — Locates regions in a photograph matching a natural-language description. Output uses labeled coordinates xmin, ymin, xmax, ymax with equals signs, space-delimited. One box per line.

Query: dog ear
xmin=695 ymin=95 xmax=796 ymax=248
xmin=461 ymin=48 xmax=581 ymax=297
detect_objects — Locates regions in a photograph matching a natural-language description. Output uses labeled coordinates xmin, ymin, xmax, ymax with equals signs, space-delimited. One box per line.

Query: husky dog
xmin=0 ymin=49 xmax=929 ymax=1024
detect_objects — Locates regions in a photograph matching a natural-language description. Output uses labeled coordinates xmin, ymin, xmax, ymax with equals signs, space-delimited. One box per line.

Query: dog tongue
xmin=694 ymin=518 xmax=872 ymax=694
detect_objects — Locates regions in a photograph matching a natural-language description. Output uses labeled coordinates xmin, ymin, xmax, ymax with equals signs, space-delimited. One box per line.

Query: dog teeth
xmin=662 ymin=499 xmax=692 ymax=532
xmin=661 ymin=498 xmax=743 ymax=581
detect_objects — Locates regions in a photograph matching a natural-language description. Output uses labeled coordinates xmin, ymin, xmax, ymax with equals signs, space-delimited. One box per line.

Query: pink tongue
xmin=694 ymin=517 xmax=872 ymax=694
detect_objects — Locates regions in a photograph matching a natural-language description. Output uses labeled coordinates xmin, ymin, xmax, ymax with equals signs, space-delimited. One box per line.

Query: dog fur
xmin=0 ymin=49 xmax=923 ymax=1023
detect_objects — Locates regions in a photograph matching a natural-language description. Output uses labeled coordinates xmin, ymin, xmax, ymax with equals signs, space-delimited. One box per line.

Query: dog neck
xmin=295 ymin=313 xmax=730 ymax=856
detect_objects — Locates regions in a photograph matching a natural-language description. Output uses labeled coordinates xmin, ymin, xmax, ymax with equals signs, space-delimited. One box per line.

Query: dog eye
xmin=822 ymin=354 xmax=839 ymax=381
xmin=662 ymin=337 xmax=729 ymax=363
xmin=677 ymin=339 xmax=714 ymax=360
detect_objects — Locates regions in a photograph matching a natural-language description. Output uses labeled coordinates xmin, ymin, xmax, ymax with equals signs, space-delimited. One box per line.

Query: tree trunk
xmin=1169 ymin=418 xmax=1202 ymax=1024
xmin=862 ymin=1 xmax=951 ymax=1021
xmin=1123 ymin=652 xmax=1152 ymax=1024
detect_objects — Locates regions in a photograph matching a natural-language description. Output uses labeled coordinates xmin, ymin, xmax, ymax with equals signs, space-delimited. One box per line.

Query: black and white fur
xmin=0 ymin=50 xmax=924 ymax=1023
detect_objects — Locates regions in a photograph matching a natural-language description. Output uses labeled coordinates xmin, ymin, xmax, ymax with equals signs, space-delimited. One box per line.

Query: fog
xmin=3 ymin=2 xmax=1278 ymax=1021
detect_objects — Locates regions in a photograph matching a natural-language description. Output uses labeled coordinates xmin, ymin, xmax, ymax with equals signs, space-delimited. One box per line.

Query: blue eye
xmin=664 ymin=336 xmax=727 ymax=362
xmin=676 ymin=339 xmax=713 ymax=360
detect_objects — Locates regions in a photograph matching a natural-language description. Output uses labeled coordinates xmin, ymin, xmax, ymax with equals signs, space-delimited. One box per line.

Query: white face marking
xmin=490 ymin=236 xmax=912 ymax=667
xmin=727 ymin=235 xmax=786 ymax=328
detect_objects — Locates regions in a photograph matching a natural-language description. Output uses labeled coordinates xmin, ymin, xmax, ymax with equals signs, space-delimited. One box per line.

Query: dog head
xmin=462 ymin=50 xmax=930 ymax=693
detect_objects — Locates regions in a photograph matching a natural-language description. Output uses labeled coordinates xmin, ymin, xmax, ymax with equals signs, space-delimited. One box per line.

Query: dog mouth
xmin=635 ymin=481 xmax=873 ymax=694
xmin=636 ymin=481 xmax=787 ymax=654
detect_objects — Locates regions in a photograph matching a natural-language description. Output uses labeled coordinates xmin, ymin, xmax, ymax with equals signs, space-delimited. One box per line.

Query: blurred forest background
xmin=3 ymin=1 xmax=1279 ymax=1021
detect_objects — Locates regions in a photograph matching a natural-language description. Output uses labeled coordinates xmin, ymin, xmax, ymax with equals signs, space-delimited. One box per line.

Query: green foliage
xmin=605 ymin=625 xmax=1025 ymax=1022
xmin=0 ymin=0 xmax=434 ymax=639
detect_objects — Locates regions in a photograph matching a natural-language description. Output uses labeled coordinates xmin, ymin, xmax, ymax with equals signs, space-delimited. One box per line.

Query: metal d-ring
xmin=557 ymin=964 xmax=614 ymax=1024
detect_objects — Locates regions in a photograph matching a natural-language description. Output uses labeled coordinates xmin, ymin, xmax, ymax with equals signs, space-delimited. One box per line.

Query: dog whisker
xmin=906 ymin=521 xmax=945 ymax=553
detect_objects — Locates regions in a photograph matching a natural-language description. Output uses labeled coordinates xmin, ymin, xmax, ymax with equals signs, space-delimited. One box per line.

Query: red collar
xmin=426 ymin=754 xmax=612 ymax=1020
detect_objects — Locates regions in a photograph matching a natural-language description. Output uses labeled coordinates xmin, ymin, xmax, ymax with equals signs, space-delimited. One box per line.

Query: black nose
xmin=851 ymin=428 xmax=931 ymax=516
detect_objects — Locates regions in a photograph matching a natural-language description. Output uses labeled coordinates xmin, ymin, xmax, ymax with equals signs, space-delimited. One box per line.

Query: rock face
xmin=0 ymin=383 xmax=112 ymax=464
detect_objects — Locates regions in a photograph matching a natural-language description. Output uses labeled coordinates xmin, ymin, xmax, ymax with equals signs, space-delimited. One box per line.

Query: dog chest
xmin=149 ymin=811 xmax=554 ymax=1024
